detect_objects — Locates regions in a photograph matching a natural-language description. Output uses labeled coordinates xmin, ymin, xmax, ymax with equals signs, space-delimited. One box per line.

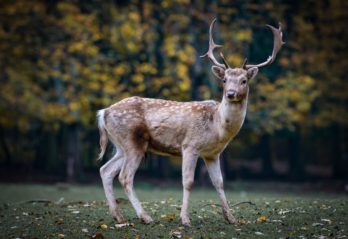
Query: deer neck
xmin=216 ymin=94 xmax=248 ymax=139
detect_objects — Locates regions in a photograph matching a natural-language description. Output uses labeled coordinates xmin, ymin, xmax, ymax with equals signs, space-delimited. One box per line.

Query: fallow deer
xmin=97 ymin=19 xmax=284 ymax=227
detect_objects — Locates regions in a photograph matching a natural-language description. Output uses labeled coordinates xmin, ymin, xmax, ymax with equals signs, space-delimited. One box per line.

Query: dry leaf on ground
xmin=257 ymin=215 xmax=267 ymax=222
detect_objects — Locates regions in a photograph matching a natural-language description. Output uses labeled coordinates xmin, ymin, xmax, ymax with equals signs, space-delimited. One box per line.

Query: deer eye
xmin=242 ymin=80 xmax=247 ymax=84
xmin=223 ymin=79 xmax=226 ymax=83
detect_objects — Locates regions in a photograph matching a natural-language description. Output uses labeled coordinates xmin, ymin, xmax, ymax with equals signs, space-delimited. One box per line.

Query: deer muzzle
xmin=226 ymin=90 xmax=238 ymax=100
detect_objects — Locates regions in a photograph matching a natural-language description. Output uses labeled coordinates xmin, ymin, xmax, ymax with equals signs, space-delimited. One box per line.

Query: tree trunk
xmin=44 ymin=131 xmax=59 ymax=173
xmin=260 ymin=134 xmax=274 ymax=178
xmin=289 ymin=131 xmax=303 ymax=180
xmin=332 ymin=124 xmax=345 ymax=179
xmin=66 ymin=124 xmax=81 ymax=182
xmin=0 ymin=126 xmax=12 ymax=166
xmin=158 ymin=155 xmax=170 ymax=179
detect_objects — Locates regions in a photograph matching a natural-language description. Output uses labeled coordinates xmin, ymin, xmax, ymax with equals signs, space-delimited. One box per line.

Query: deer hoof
xmin=181 ymin=217 xmax=191 ymax=227
xmin=223 ymin=212 xmax=237 ymax=224
xmin=113 ymin=215 xmax=126 ymax=224
xmin=112 ymin=211 xmax=126 ymax=224
xmin=140 ymin=213 xmax=154 ymax=224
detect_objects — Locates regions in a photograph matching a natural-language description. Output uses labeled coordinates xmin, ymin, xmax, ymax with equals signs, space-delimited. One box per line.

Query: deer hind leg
xmin=118 ymin=149 xmax=153 ymax=224
xmin=204 ymin=156 xmax=237 ymax=224
xmin=100 ymin=148 xmax=125 ymax=223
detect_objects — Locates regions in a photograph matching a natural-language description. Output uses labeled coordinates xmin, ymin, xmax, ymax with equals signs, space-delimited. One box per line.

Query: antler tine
xmin=241 ymin=58 xmax=248 ymax=68
xmin=245 ymin=22 xmax=285 ymax=69
xmin=219 ymin=52 xmax=231 ymax=69
xmin=200 ymin=18 xmax=227 ymax=69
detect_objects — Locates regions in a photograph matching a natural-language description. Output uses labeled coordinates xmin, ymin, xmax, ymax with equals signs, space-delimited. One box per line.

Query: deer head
xmin=201 ymin=19 xmax=285 ymax=103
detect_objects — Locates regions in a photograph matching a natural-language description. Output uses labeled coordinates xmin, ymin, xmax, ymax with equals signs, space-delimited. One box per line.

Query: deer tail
xmin=97 ymin=109 xmax=108 ymax=161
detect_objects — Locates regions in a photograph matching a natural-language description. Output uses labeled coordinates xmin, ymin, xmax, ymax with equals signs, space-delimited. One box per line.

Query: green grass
xmin=0 ymin=183 xmax=347 ymax=239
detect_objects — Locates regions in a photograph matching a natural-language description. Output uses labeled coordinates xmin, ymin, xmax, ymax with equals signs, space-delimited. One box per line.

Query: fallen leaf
xmin=82 ymin=228 xmax=88 ymax=233
xmin=255 ymin=231 xmax=264 ymax=236
xmin=239 ymin=219 xmax=248 ymax=225
xmin=312 ymin=222 xmax=324 ymax=227
xmin=171 ymin=230 xmax=182 ymax=238
xmin=71 ymin=210 xmax=80 ymax=214
xmin=271 ymin=220 xmax=282 ymax=223
xmin=58 ymin=234 xmax=65 ymax=238
xmin=55 ymin=219 xmax=64 ymax=225
xmin=91 ymin=232 xmax=105 ymax=239
xmin=161 ymin=214 xmax=177 ymax=221
xmin=99 ymin=224 xmax=108 ymax=230
xmin=278 ymin=209 xmax=291 ymax=215
xmin=321 ymin=219 xmax=332 ymax=224
xmin=257 ymin=215 xmax=267 ymax=222
xmin=115 ymin=223 xmax=134 ymax=228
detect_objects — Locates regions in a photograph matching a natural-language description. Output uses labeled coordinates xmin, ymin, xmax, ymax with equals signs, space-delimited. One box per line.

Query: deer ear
xmin=211 ymin=66 xmax=225 ymax=80
xmin=246 ymin=67 xmax=258 ymax=81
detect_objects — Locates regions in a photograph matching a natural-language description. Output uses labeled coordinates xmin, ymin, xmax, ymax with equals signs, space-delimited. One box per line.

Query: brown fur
xmin=132 ymin=124 xmax=149 ymax=152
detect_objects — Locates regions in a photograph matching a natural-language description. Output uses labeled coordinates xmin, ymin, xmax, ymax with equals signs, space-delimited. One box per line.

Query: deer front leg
xmin=204 ymin=156 xmax=237 ymax=224
xmin=180 ymin=149 xmax=198 ymax=227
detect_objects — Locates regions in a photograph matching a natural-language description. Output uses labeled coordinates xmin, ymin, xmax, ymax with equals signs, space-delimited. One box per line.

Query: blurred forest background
xmin=0 ymin=0 xmax=347 ymax=183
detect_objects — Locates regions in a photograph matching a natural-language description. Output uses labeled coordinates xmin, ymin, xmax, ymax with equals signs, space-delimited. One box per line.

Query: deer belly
xmin=148 ymin=139 xmax=182 ymax=157
xmin=147 ymin=126 xmax=183 ymax=157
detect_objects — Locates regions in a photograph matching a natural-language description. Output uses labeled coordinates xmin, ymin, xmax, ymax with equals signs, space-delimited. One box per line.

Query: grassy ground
xmin=0 ymin=183 xmax=347 ymax=239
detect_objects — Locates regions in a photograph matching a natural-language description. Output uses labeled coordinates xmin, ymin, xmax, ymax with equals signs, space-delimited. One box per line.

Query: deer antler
xmin=220 ymin=52 xmax=231 ymax=69
xmin=200 ymin=18 xmax=228 ymax=69
xmin=244 ymin=23 xmax=285 ymax=69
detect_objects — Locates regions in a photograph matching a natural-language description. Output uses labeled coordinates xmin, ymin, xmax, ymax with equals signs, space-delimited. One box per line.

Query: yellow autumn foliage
xmin=0 ymin=0 xmax=346 ymax=134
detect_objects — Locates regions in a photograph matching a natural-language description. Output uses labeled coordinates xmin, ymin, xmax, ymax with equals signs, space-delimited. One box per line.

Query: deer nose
xmin=226 ymin=90 xmax=237 ymax=99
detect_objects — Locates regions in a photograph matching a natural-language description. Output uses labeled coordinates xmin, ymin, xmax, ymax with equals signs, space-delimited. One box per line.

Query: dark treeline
xmin=0 ymin=0 xmax=347 ymax=182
